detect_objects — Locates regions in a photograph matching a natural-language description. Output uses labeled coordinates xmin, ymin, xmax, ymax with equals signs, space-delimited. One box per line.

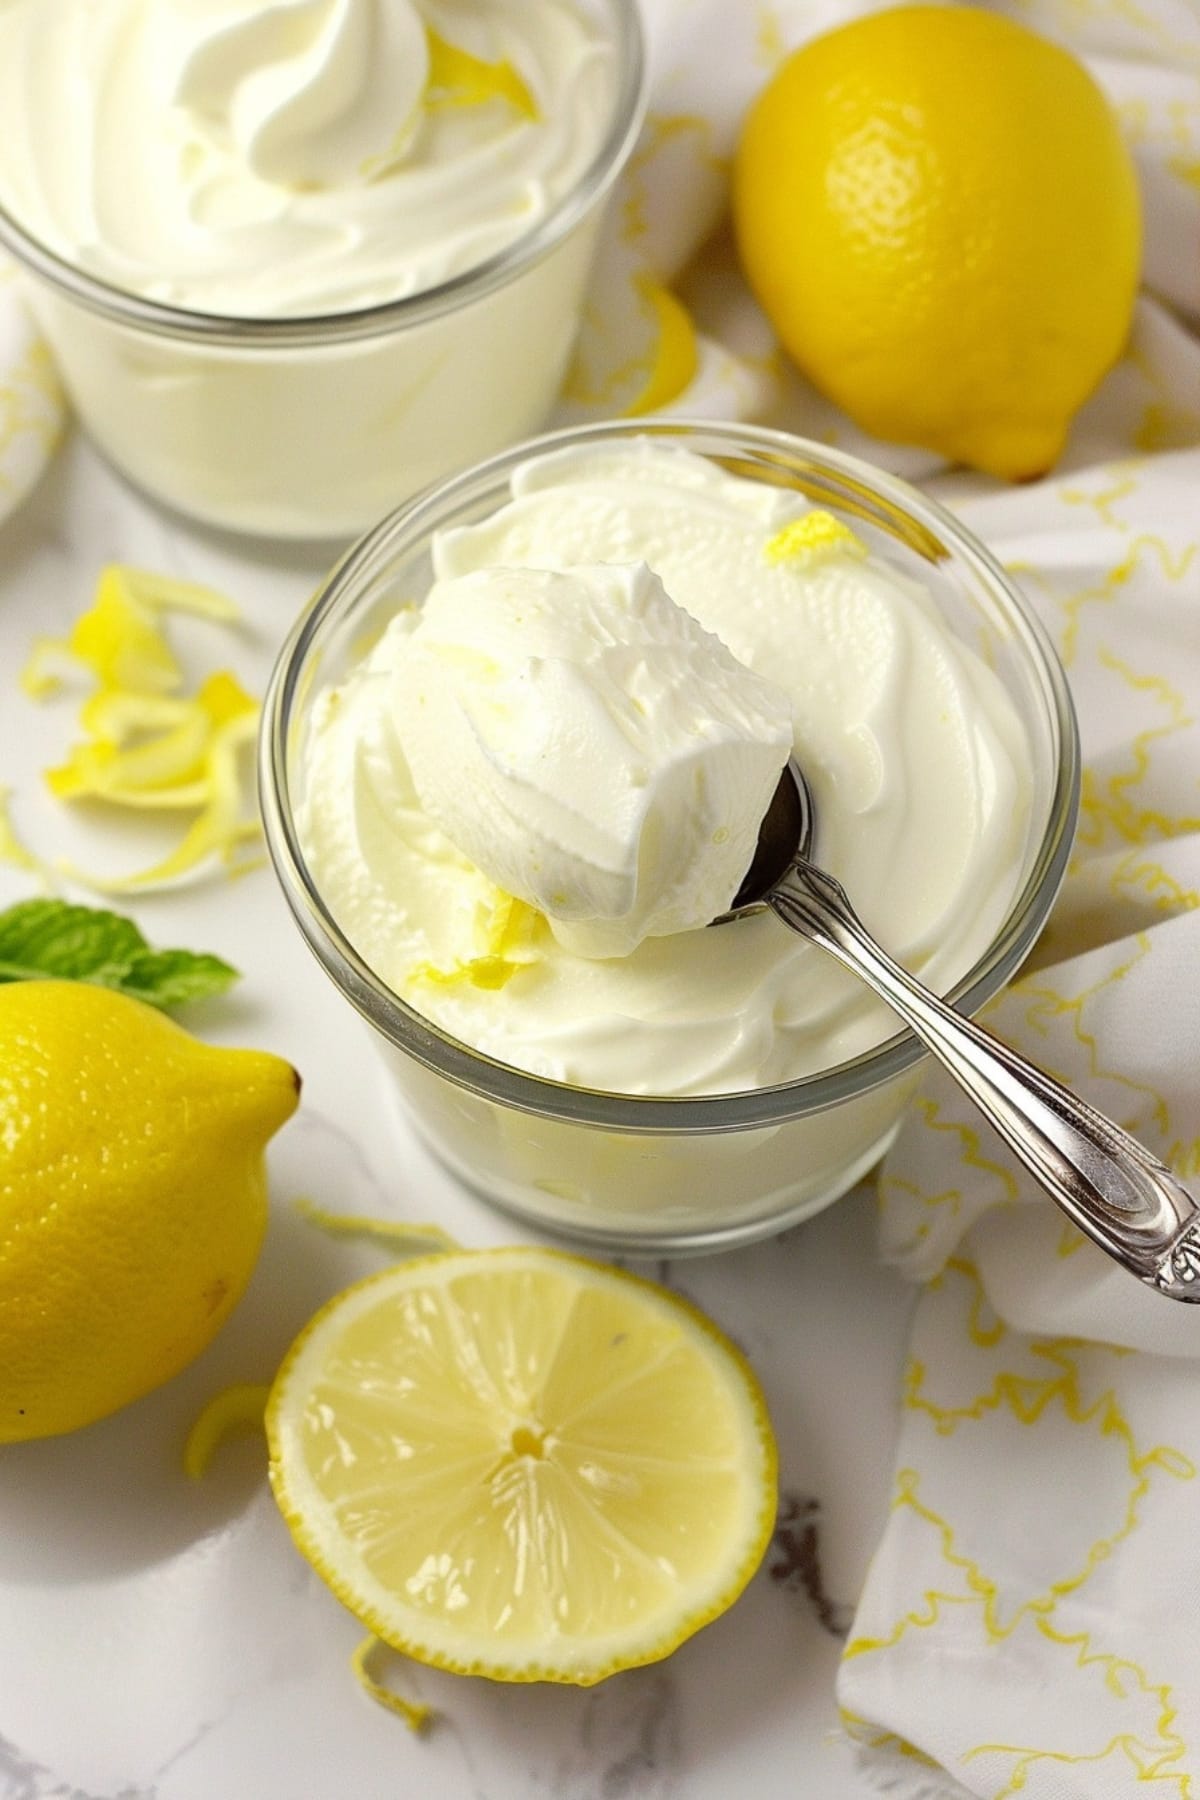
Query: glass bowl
xmin=260 ymin=420 xmax=1080 ymax=1254
xmin=0 ymin=0 xmax=644 ymax=542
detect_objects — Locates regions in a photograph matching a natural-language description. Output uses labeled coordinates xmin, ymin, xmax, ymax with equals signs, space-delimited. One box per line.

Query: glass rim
xmin=260 ymin=418 xmax=1082 ymax=1135
xmin=0 ymin=0 xmax=645 ymax=350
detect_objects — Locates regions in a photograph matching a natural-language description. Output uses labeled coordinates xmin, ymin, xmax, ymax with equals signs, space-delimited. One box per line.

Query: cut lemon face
xmin=266 ymin=1248 xmax=777 ymax=1685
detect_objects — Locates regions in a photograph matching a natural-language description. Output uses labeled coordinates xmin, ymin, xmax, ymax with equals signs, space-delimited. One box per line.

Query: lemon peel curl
xmin=183 ymin=1383 xmax=271 ymax=1481
xmin=350 ymin=1636 xmax=433 ymax=1733
xmin=19 ymin=565 xmax=262 ymax=892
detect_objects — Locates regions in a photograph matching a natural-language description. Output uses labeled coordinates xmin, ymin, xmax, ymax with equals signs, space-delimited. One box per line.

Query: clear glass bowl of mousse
xmin=0 ymin=0 xmax=644 ymax=542
xmin=259 ymin=420 xmax=1080 ymax=1255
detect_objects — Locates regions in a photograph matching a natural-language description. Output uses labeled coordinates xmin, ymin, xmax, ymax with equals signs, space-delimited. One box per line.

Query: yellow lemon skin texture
xmin=733 ymin=5 xmax=1141 ymax=479
xmin=0 ymin=980 xmax=299 ymax=1442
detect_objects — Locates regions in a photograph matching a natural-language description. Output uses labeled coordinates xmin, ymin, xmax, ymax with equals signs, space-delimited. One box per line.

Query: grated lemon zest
xmin=183 ymin=1382 xmax=270 ymax=1480
xmin=412 ymin=952 xmax=521 ymax=991
xmin=294 ymin=1198 xmax=461 ymax=1257
xmin=22 ymin=566 xmax=261 ymax=892
xmin=425 ymin=26 xmax=537 ymax=120
xmin=411 ymin=892 xmax=542 ymax=991
xmin=350 ymin=1636 xmax=433 ymax=1733
xmin=764 ymin=511 xmax=868 ymax=569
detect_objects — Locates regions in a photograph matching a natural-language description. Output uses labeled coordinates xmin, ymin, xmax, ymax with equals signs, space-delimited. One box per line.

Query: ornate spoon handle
xmin=770 ymin=861 xmax=1200 ymax=1302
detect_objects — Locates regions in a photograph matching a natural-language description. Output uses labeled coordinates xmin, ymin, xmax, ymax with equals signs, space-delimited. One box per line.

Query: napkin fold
xmin=572 ymin=5 xmax=1200 ymax=1792
xmin=1 ymin=0 xmax=1197 ymax=1790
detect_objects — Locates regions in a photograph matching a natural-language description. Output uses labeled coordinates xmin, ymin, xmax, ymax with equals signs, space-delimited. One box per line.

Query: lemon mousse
xmin=0 ymin=0 xmax=619 ymax=316
xmin=299 ymin=441 xmax=1034 ymax=1098
xmin=0 ymin=0 xmax=639 ymax=535
xmin=391 ymin=560 xmax=795 ymax=960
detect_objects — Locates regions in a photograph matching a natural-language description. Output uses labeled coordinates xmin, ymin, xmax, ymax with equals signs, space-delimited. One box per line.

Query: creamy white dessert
xmin=301 ymin=443 xmax=1033 ymax=1096
xmin=0 ymin=0 xmax=633 ymax=536
xmin=392 ymin=560 xmax=795 ymax=958
xmin=0 ymin=0 xmax=617 ymax=315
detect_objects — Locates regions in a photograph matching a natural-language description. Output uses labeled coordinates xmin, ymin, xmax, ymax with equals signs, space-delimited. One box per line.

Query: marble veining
xmin=768 ymin=1492 xmax=856 ymax=1639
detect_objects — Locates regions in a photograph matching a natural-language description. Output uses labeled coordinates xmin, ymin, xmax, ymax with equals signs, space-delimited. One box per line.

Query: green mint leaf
xmin=116 ymin=949 xmax=239 ymax=1009
xmin=0 ymin=899 xmax=239 ymax=1009
xmin=0 ymin=898 xmax=147 ymax=979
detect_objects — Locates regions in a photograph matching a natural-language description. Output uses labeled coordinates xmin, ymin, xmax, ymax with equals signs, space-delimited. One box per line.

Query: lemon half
xmin=267 ymin=1248 xmax=777 ymax=1685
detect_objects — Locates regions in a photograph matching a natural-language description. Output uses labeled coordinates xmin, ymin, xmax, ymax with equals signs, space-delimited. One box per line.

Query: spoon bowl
xmin=718 ymin=760 xmax=1200 ymax=1302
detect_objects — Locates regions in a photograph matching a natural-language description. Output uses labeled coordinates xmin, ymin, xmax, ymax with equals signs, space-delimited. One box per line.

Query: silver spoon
xmin=719 ymin=760 xmax=1200 ymax=1303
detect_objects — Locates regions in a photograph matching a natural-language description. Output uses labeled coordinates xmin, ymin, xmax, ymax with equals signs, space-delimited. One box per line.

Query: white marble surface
xmin=0 ymin=435 xmax=916 ymax=1800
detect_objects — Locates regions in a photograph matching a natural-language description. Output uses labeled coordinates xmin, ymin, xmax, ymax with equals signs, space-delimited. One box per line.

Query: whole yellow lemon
xmin=733 ymin=5 xmax=1141 ymax=479
xmin=0 ymin=980 xmax=299 ymax=1442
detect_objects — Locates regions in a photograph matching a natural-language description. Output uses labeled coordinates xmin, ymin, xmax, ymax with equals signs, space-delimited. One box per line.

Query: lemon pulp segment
xmin=267 ymin=1248 xmax=777 ymax=1685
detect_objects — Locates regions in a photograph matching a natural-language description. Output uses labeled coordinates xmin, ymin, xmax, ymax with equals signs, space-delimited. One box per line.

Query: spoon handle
xmin=770 ymin=860 xmax=1200 ymax=1302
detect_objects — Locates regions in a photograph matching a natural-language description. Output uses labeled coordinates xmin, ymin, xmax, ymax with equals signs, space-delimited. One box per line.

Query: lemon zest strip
xmin=55 ymin=710 xmax=261 ymax=894
xmin=350 ymin=1636 xmax=433 ymax=1733
xmin=19 ymin=637 xmax=72 ymax=699
xmin=20 ymin=562 xmax=260 ymax=892
xmin=71 ymin=569 xmax=185 ymax=694
xmin=183 ymin=1382 xmax=271 ymax=1480
xmin=294 ymin=1198 xmax=461 ymax=1256
xmin=116 ymin=567 xmax=243 ymax=622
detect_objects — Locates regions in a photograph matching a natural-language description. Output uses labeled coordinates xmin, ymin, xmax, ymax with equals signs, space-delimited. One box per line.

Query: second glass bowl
xmin=260 ymin=420 xmax=1080 ymax=1254
xmin=0 ymin=0 xmax=644 ymax=541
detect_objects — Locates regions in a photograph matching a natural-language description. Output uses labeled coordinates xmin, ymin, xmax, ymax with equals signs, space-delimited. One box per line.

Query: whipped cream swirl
xmin=391 ymin=561 xmax=794 ymax=958
xmin=301 ymin=444 xmax=1034 ymax=1097
xmin=0 ymin=0 xmax=618 ymax=315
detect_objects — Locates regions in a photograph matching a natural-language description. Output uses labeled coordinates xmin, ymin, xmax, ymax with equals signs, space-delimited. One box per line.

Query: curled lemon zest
xmin=19 ymin=576 xmax=185 ymax=694
xmin=47 ymin=699 xmax=211 ymax=803
xmin=425 ymin=26 xmax=537 ymax=120
xmin=19 ymin=637 xmax=73 ymax=699
xmin=411 ymin=892 xmax=542 ymax=991
xmin=183 ymin=1382 xmax=270 ymax=1480
xmin=57 ymin=711 xmax=260 ymax=893
xmin=350 ymin=1636 xmax=433 ymax=1733
xmin=294 ymin=1198 xmax=461 ymax=1256
xmin=764 ymin=510 xmax=868 ymax=569
xmin=22 ymin=566 xmax=261 ymax=892
xmin=116 ymin=567 xmax=243 ymax=622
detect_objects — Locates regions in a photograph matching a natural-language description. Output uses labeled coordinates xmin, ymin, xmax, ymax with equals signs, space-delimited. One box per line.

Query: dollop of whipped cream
xmin=301 ymin=444 xmax=1034 ymax=1097
xmin=391 ymin=561 xmax=794 ymax=959
xmin=0 ymin=0 xmax=616 ymax=314
xmin=166 ymin=0 xmax=432 ymax=189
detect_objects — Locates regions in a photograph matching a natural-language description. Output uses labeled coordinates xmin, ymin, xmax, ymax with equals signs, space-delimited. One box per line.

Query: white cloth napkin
xmin=576 ymin=5 xmax=1200 ymax=1793
xmin=0 ymin=262 xmax=63 ymax=527
xmin=1 ymin=3 xmax=1197 ymax=1791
